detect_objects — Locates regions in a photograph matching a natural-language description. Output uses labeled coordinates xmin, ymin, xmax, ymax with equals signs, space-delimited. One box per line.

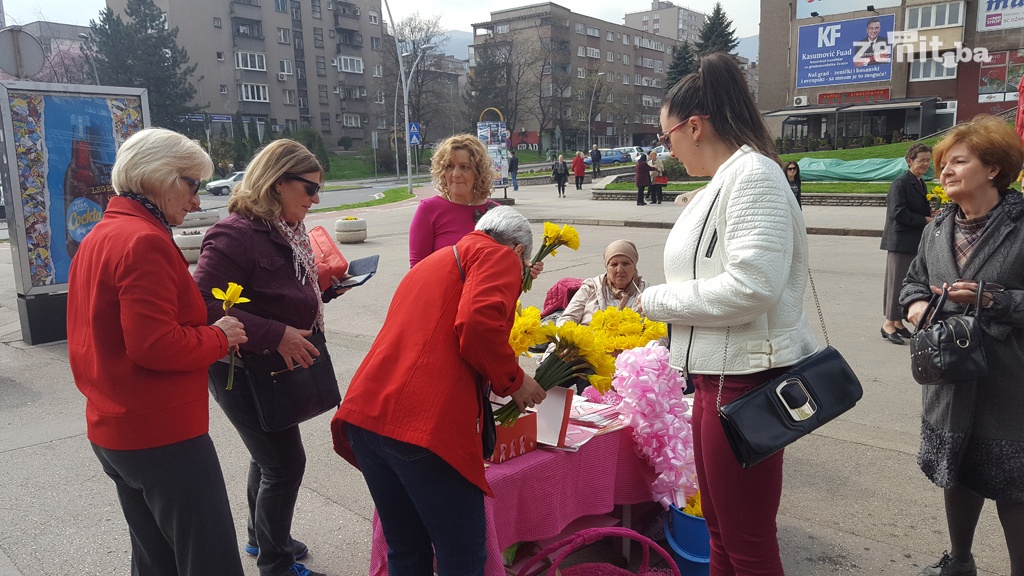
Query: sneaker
xmin=919 ymin=551 xmax=976 ymax=576
xmin=245 ymin=540 xmax=308 ymax=561
xmin=285 ymin=563 xmax=325 ymax=576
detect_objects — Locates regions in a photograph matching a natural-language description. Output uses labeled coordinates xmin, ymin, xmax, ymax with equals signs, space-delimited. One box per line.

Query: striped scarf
xmin=270 ymin=218 xmax=324 ymax=332
xmin=953 ymin=208 xmax=995 ymax=273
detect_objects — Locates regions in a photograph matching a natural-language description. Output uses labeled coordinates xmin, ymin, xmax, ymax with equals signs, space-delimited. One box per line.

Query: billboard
xmin=477 ymin=121 xmax=510 ymax=188
xmin=977 ymin=0 xmax=1024 ymax=32
xmin=797 ymin=0 xmax=899 ymax=19
xmin=0 ymin=82 xmax=149 ymax=295
xmin=978 ymin=49 xmax=1024 ymax=103
xmin=796 ymin=15 xmax=895 ymax=89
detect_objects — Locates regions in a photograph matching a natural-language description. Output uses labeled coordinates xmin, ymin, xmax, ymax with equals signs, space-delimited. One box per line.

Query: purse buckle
xmin=775 ymin=378 xmax=817 ymax=422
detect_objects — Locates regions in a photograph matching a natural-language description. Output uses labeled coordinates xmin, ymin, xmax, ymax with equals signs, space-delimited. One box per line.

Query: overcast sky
xmin=5 ymin=0 xmax=761 ymax=37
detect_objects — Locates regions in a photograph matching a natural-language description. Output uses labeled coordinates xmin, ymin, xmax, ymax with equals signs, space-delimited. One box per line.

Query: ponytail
xmin=663 ymin=52 xmax=778 ymax=163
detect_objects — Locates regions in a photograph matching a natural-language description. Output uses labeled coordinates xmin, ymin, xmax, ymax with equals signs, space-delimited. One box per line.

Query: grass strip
xmin=309 ymin=186 xmax=412 ymax=213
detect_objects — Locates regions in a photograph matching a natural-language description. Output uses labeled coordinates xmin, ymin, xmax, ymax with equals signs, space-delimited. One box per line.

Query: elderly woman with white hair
xmin=67 ymin=128 xmax=248 ymax=576
xmin=332 ymin=206 xmax=547 ymax=575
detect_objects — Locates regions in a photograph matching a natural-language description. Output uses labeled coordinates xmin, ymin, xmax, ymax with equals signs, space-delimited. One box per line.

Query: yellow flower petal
xmin=212 ymin=287 xmax=228 ymax=300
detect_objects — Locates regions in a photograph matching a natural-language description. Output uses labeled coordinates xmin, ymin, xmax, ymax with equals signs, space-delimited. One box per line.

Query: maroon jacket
xmin=635 ymin=160 xmax=657 ymax=186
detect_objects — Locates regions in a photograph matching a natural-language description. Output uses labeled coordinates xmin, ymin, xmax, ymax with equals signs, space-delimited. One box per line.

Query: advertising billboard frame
xmin=796 ymin=15 xmax=895 ymax=89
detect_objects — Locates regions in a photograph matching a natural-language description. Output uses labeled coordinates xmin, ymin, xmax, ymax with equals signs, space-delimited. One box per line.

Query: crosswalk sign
xmin=408 ymin=122 xmax=420 ymax=135
xmin=409 ymin=133 xmax=421 ymax=145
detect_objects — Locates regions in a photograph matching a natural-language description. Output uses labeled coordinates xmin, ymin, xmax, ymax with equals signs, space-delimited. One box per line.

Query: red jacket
xmin=67 ymin=197 xmax=229 ymax=450
xmin=332 ymin=231 xmax=525 ymax=495
xmin=572 ymin=156 xmax=587 ymax=177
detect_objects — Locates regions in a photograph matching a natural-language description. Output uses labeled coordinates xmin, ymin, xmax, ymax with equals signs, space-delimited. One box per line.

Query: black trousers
xmin=210 ymin=362 xmax=307 ymax=576
xmin=575 ymin=175 xmax=584 ymax=189
xmin=636 ymin=186 xmax=647 ymax=205
xmin=92 ymin=435 xmax=244 ymax=576
xmin=649 ymin=184 xmax=663 ymax=204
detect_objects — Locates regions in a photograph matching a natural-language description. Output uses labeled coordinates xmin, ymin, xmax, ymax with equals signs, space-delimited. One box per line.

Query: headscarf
xmin=603 ymin=240 xmax=640 ymax=308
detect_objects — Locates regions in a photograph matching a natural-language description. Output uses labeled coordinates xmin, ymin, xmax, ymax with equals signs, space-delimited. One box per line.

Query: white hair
xmin=111 ymin=128 xmax=213 ymax=200
xmin=474 ymin=205 xmax=533 ymax=257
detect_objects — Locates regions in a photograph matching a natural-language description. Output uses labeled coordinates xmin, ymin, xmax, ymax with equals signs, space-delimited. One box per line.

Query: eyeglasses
xmin=657 ymin=115 xmax=709 ymax=152
xmin=287 ymin=174 xmax=322 ymax=196
xmin=180 ymin=176 xmax=201 ymax=196
xmin=786 ymin=167 xmax=798 ymax=171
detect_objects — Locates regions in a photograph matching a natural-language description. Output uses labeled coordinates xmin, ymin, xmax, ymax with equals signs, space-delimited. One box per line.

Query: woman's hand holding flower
xmin=277 ymin=326 xmax=320 ymax=370
xmin=214 ymin=316 xmax=248 ymax=347
xmin=509 ymin=375 xmax=547 ymax=412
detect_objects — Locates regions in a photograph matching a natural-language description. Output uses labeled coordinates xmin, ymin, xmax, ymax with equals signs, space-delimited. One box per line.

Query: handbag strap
xmin=717 ymin=267 xmax=828 ymax=411
xmin=912 ymin=280 xmax=986 ymax=333
xmin=453 ymin=245 xmax=465 ymax=281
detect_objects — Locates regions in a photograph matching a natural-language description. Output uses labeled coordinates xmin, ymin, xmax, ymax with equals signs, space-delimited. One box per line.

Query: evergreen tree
xmin=695 ymin=2 xmax=739 ymax=57
xmin=231 ymin=112 xmax=248 ymax=169
xmin=665 ymin=42 xmax=697 ymax=94
xmin=465 ymin=46 xmax=510 ymax=129
xmin=294 ymin=129 xmax=332 ymax=172
xmin=86 ymin=0 xmax=200 ymax=131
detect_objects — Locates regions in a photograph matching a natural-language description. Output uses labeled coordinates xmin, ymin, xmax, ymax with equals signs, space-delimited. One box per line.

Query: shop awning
xmin=840 ymin=98 xmax=938 ymax=113
xmin=764 ymin=105 xmax=845 ymax=117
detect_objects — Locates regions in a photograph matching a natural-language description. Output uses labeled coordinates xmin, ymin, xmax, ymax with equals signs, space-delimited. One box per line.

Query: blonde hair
xmin=932 ymin=115 xmax=1024 ymax=191
xmin=576 ymin=151 xmax=584 ymax=158
xmin=111 ymin=128 xmax=212 ymax=200
xmin=430 ymin=134 xmax=493 ymax=200
xmin=228 ymin=139 xmax=324 ymax=220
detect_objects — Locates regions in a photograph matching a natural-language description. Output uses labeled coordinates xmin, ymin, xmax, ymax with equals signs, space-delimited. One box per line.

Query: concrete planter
xmin=335 ymin=218 xmax=367 ymax=243
xmin=174 ymin=229 xmax=206 ymax=263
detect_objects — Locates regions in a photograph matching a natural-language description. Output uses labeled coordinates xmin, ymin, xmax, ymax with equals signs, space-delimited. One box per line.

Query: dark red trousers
xmin=691 ymin=371 xmax=787 ymax=576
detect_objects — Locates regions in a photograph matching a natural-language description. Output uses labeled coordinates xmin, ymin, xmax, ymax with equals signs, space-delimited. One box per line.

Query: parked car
xmin=583 ymin=149 xmax=629 ymax=166
xmin=205 ymin=171 xmax=245 ymax=196
xmin=615 ymin=146 xmax=647 ymax=162
xmin=650 ymin=146 xmax=672 ymax=161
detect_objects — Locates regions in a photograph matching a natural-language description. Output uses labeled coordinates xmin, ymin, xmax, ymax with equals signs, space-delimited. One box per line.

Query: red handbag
xmin=654 ymin=175 xmax=669 ymax=185
xmin=308 ymin=225 xmax=347 ymax=291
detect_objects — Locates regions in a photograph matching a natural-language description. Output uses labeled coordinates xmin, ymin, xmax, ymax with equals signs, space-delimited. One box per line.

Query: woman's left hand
xmin=528 ymin=261 xmax=543 ymax=280
xmin=329 ymin=275 xmax=352 ymax=296
xmin=934 ymin=280 xmax=994 ymax=307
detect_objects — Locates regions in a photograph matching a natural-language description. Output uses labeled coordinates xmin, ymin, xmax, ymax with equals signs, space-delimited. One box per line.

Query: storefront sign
xmin=797 ymin=0 xmax=899 ymax=20
xmin=818 ymin=89 xmax=891 ymax=104
xmin=977 ymin=0 xmax=1024 ymax=32
xmin=797 ymin=15 xmax=895 ymax=88
xmin=978 ymin=49 xmax=1024 ymax=103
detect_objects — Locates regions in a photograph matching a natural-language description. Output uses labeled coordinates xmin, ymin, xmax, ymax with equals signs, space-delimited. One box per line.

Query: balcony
xmin=232 ymin=18 xmax=264 ymax=40
xmin=229 ymin=0 xmax=262 ymax=19
xmin=335 ymin=35 xmax=363 ymax=52
xmin=335 ymin=2 xmax=360 ymax=20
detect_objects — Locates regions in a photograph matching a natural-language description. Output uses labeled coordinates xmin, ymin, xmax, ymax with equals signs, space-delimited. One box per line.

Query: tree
xmin=379 ymin=13 xmax=450 ymax=143
xmin=694 ymin=2 xmax=739 ymax=57
xmin=293 ymin=129 xmax=332 ymax=172
xmin=467 ymin=30 xmax=541 ymax=140
xmin=85 ymin=0 xmax=200 ymax=131
xmin=665 ymin=42 xmax=696 ymax=93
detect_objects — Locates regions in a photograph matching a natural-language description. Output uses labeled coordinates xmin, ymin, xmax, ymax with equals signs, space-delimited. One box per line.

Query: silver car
xmin=205 ymin=171 xmax=245 ymax=196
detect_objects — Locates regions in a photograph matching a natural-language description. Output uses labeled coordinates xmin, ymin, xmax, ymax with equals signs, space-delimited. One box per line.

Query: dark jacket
xmin=590 ymin=148 xmax=602 ymax=164
xmin=880 ymin=170 xmax=931 ymax=253
xmin=508 ymin=155 xmax=519 ymax=174
xmin=634 ymin=159 xmax=657 ymax=186
xmin=552 ymin=160 xmax=569 ymax=183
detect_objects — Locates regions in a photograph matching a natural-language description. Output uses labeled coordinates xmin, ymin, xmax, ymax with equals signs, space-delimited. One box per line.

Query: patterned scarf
xmin=270 ymin=218 xmax=325 ymax=332
xmin=953 ymin=207 xmax=996 ymax=273
xmin=121 ymin=191 xmax=171 ymax=233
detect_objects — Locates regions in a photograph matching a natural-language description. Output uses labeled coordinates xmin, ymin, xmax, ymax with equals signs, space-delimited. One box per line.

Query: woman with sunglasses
xmin=638 ymin=53 xmax=816 ymax=576
xmin=194 ymin=139 xmax=333 ymax=576
xmin=784 ymin=161 xmax=802 ymax=207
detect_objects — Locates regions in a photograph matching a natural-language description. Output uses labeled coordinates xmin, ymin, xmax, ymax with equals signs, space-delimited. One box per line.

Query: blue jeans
xmin=511 ymin=173 xmax=518 ymax=191
xmin=346 ymin=424 xmax=486 ymax=576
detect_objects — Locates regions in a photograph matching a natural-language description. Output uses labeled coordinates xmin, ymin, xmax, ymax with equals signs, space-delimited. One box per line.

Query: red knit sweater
xmin=67 ymin=197 xmax=229 ymax=450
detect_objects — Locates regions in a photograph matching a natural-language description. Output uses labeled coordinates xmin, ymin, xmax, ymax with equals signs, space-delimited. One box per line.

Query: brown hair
xmin=904 ymin=143 xmax=932 ymax=163
xmin=430 ymin=134 xmax=493 ymax=200
xmin=228 ymin=139 xmax=324 ymax=220
xmin=932 ymin=115 xmax=1023 ymax=191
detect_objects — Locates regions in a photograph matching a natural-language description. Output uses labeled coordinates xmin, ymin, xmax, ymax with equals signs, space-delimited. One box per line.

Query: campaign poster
xmin=0 ymin=82 xmax=148 ymax=295
xmin=796 ymin=15 xmax=895 ymax=89
xmin=797 ymin=0 xmax=899 ymax=19
xmin=477 ymin=121 xmax=510 ymax=188
xmin=977 ymin=0 xmax=1024 ymax=32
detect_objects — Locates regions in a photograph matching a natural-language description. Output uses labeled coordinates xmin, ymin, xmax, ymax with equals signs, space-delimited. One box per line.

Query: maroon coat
xmin=635 ymin=160 xmax=657 ymax=186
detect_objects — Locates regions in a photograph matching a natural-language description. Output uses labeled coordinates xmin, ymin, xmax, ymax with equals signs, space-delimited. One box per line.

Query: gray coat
xmin=899 ymin=191 xmax=1024 ymax=502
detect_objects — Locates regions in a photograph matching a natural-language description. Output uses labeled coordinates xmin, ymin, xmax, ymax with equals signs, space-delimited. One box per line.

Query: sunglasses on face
xmin=658 ymin=114 xmax=710 ymax=152
xmin=180 ymin=176 xmax=201 ymax=196
xmin=786 ymin=167 xmax=798 ymax=171
xmin=286 ymin=174 xmax=322 ymax=196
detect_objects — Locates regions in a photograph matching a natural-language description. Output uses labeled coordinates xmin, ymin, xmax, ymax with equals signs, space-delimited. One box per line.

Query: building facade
xmin=106 ymin=0 xmax=389 ymax=147
xmin=623 ymin=0 xmax=705 ymax=43
xmin=471 ymin=2 xmax=677 ymax=153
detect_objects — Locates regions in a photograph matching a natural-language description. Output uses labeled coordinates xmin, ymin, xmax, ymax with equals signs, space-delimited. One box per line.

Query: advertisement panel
xmin=977 ymin=0 xmax=1024 ymax=32
xmin=797 ymin=15 xmax=895 ymax=89
xmin=0 ymin=82 xmax=149 ymax=295
xmin=477 ymin=121 xmax=509 ymax=188
xmin=978 ymin=49 xmax=1024 ymax=102
xmin=797 ymin=0 xmax=899 ymax=20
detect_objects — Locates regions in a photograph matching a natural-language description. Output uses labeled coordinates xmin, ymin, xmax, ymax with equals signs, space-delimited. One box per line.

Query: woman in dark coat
xmin=634 ymin=154 xmax=657 ymax=206
xmin=784 ymin=160 xmax=802 ymax=207
xmin=880 ymin=143 xmax=933 ymax=344
xmin=900 ymin=115 xmax=1024 ymax=576
xmin=551 ymin=154 xmax=569 ymax=198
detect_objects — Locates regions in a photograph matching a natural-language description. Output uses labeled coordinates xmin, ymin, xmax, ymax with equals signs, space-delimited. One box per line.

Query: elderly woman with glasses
xmin=67 ymin=128 xmax=249 ymax=576
xmin=194 ymin=139 xmax=333 ymax=576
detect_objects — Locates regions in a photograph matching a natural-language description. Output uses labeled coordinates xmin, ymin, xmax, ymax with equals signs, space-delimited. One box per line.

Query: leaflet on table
xmin=535 ymin=386 xmax=573 ymax=448
xmin=570 ymin=397 xmax=622 ymax=429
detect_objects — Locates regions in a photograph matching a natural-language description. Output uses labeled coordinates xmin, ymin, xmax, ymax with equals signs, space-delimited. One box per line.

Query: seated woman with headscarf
xmin=558 ymin=240 xmax=647 ymax=327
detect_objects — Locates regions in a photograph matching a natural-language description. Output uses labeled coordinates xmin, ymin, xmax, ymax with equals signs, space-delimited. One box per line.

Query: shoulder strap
xmin=453 ymin=245 xmax=465 ymax=281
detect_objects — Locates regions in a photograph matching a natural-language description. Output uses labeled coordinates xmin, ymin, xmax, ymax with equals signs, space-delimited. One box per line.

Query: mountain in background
xmin=439 ymin=30 xmax=474 ymax=60
xmin=736 ymin=34 xmax=759 ymax=63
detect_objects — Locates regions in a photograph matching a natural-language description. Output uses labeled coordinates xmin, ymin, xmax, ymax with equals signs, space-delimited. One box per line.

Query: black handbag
xmin=909 ymin=282 xmax=988 ymax=385
xmin=453 ymin=245 xmax=498 ymax=458
xmin=243 ymin=332 xmax=341 ymax=432
xmin=717 ymin=270 xmax=864 ymax=468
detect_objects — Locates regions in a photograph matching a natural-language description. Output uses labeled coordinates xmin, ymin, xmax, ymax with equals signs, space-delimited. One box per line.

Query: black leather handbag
xmin=244 ymin=332 xmax=341 ymax=432
xmin=453 ymin=245 xmax=498 ymax=459
xmin=717 ymin=270 xmax=864 ymax=468
xmin=909 ymin=282 xmax=988 ymax=385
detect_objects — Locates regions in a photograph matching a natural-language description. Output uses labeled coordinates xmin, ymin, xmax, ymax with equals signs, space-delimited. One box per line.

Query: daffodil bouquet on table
xmin=588 ymin=306 xmax=668 ymax=354
xmin=521 ymin=222 xmax=580 ymax=293
xmin=212 ymin=282 xmax=250 ymax=390
xmin=494 ymin=320 xmax=616 ymax=427
xmin=927 ymin=184 xmax=950 ymax=213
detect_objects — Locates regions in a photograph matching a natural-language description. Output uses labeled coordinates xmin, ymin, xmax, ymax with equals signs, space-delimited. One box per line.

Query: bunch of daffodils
xmin=508 ymin=304 xmax=546 ymax=357
xmin=522 ymin=222 xmax=580 ymax=293
xmin=589 ymin=307 xmax=668 ymax=354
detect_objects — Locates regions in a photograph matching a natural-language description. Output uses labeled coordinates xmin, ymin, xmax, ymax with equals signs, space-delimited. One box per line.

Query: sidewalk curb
xmin=526 ymin=218 xmax=882 ymax=237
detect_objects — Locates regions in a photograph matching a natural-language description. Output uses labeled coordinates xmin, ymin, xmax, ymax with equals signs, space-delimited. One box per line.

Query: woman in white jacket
xmin=640 ymin=53 xmax=817 ymax=575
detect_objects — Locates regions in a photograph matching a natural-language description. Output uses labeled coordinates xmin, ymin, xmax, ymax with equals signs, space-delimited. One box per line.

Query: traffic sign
xmin=408 ymin=122 xmax=420 ymax=135
xmin=409 ymin=133 xmax=421 ymax=146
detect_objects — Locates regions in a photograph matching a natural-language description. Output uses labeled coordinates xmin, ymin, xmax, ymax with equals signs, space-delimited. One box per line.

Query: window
xmin=371 ymin=37 xmax=381 ymax=49
xmin=577 ymin=67 xmax=586 ymax=78
xmin=622 ymin=74 xmax=629 ymax=85
xmin=906 ymin=2 xmax=962 ymax=29
xmin=239 ymin=83 xmax=269 ymax=102
xmin=643 ymin=57 xmax=654 ymax=69
xmin=318 ymin=84 xmax=329 ymax=104
xmin=297 ymin=63 xmax=306 ymax=79
xmin=642 ymin=15 xmax=649 ymax=21
xmin=607 ymin=51 xmax=613 ymax=62
xmin=213 ymin=17 xmax=222 ymax=28
xmin=280 ymin=59 xmax=294 ymax=74
xmin=375 ymin=91 xmax=385 ymax=104
xmin=286 ymin=120 xmax=298 ymax=132
xmin=655 ymin=60 xmax=663 ymax=72
xmin=329 ymin=29 xmax=335 ymax=38
xmin=910 ymin=58 xmax=957 ymax=80
xmin=294 ymin=30 xmax=304 ymax=50
xmin=290 ymin=0 xmax=300 ymax=20
xmin=541 ymin=83 xmax=553 ymax=97
xmin=220 ymin=84 xmax=229 ymax=94
xmin=313 ymin=27 xmax=324 ymax=48
xmin=216 ymin=51 xmax=225 ymax=61
xmin=587 ymin=26 xmax=599 ymax=37
xmin=578 ymin=45 xmax=586 ymax=57
xmin=373 ymin=63 xmax=383 ymax=77
xmin=623 ymin=54 xmax=630 ymax=66
xmin=635 ymin=74 xmax=641 ymax=85
xmin=587 ymin=47 xmax=600 ymax=58
xmin=653 ymin=13 xmax=659 ymax=20
xmin=342 ymin=113 xmax=361 ymax=127
xmin=377 ymin=117 xmax=387 ymax=129
xmin=235 ymin=51 xmax=267 ymax=71
xmin=277 ymin=28 xmax=291 ymax=43
xmin=607 ymin=31 xmax=614 ymax=41
xmin=368 ymin=10 xmax=379 ymax=24
xmin=311 ymin=0 xmax=322 ymax=18
xmin=298 ymin=95 xmax=308 ymax=108
xmin=339 ymin=56 xmax=364 ymax=73
xmin=575 ymin=22 xmax=585 ymax=34
xmin=321 ymin=113 xmax=331 ymax=132
xmin=283 ymin=89 xmax=296 ymax=104
xmin=642 ymin=24 xmax=649 ymax=31
xmin=496 ymin=24 xmax=509 ymax=34
xmin=623 ymin=34 xmax=629 ymax=45
xmin=315 ymin=56 xmax=327 ymax=76
xmin=275 ymin=0 xmax=287 ymax=11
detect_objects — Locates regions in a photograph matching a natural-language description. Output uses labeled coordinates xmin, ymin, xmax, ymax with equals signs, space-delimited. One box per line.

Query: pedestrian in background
xmin=590 ymin=145 xmax=602 ymax=177
xmin=572 ymin=151 xmax=587 ymax=190
xmin=508 ymin=149 xmax=519 ymax=192
xmin=901 ymin=115 xmax=1024 ymax=576
xmin=552 ymin=154 xmax=569 ymax=198
xmin=640 ymin=52 xmax=815 ymax=576
xmin=784 ymin=161 xmax=802 ymax=208
xmin=647 ymin=150 xmax=665 ymax=204
xmin=67 ymin=128 xmax=248 ymax=576
xmin=879 ymin=143 xmax=932 ymax=345
xmin=634 ymin=154 xmax=656 ymax=206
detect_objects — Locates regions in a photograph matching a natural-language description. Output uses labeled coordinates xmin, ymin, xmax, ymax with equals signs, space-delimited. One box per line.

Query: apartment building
xmin=471 ymin=2 xmax=678 ymax=152
xmin=623 ymin=0 xmax=705 ymax=43
xmin=106 ymin=0 xmax=389 ymax=147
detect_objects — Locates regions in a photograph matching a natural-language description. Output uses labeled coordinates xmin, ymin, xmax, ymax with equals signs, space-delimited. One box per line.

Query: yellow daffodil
xmin=523 ymin=222 xmax=583 ymax=292
xmin=558 ymin=224 xmax=581 ymax=250
xmin=212 ymin=282 xmax=250 ymax=390
xmin=508 ymin=305 xmax=545 ymax=357
xmin=682 ymin=491 xmax=703 ymax=518
xmin=542 ymin=222 xmax=561 ymax=246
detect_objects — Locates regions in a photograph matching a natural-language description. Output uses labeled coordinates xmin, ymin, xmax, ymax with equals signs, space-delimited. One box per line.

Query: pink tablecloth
xmin=368 ymin=428 xmax=655 ymax=576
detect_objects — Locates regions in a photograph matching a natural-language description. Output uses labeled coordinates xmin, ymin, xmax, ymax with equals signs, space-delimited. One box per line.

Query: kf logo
xmin=818 ymin=25 xmax=841 ymax=47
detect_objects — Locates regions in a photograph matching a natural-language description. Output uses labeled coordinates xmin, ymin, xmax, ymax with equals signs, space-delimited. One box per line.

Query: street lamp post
xmin=400 ymin=45 xmax=435 ymax=194
xmin=586 ymin=72 xmax=605 ymax=152
xmin=77 ymin=32 xmax=100 ymax=85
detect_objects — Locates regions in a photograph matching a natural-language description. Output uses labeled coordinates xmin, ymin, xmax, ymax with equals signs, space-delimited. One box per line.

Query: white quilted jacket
xmin=642 ymin=146 xmax=818 ymax=375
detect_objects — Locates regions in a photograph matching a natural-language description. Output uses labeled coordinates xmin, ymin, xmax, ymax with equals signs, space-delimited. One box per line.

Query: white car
xmin=651 ymin=146 xmax=672 ymax=161
xmin=614 ymin=146 xmax=646 ymax=162
xmin=205 ymin=171 xmax=245 ymax=196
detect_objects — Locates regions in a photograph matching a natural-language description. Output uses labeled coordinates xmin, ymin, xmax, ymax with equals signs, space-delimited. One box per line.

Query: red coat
xmin=572 ymin=156 xmax=587 ymax=177
xmin=332 ymin=231 xmax=525 ymax=495
xmin=67 ymin=197 xmax=229 ymax=450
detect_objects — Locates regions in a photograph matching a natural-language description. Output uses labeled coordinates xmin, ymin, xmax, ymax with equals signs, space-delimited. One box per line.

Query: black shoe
xmin=637 ymin=202 xmax=647 ymax=206
xmin=880 ymin=327 xmax=905 ymax=345
xmin=895 ymin=326 xmax=913 ymax=338
xmin=919 ymin=551 xmax=976 ymax=576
